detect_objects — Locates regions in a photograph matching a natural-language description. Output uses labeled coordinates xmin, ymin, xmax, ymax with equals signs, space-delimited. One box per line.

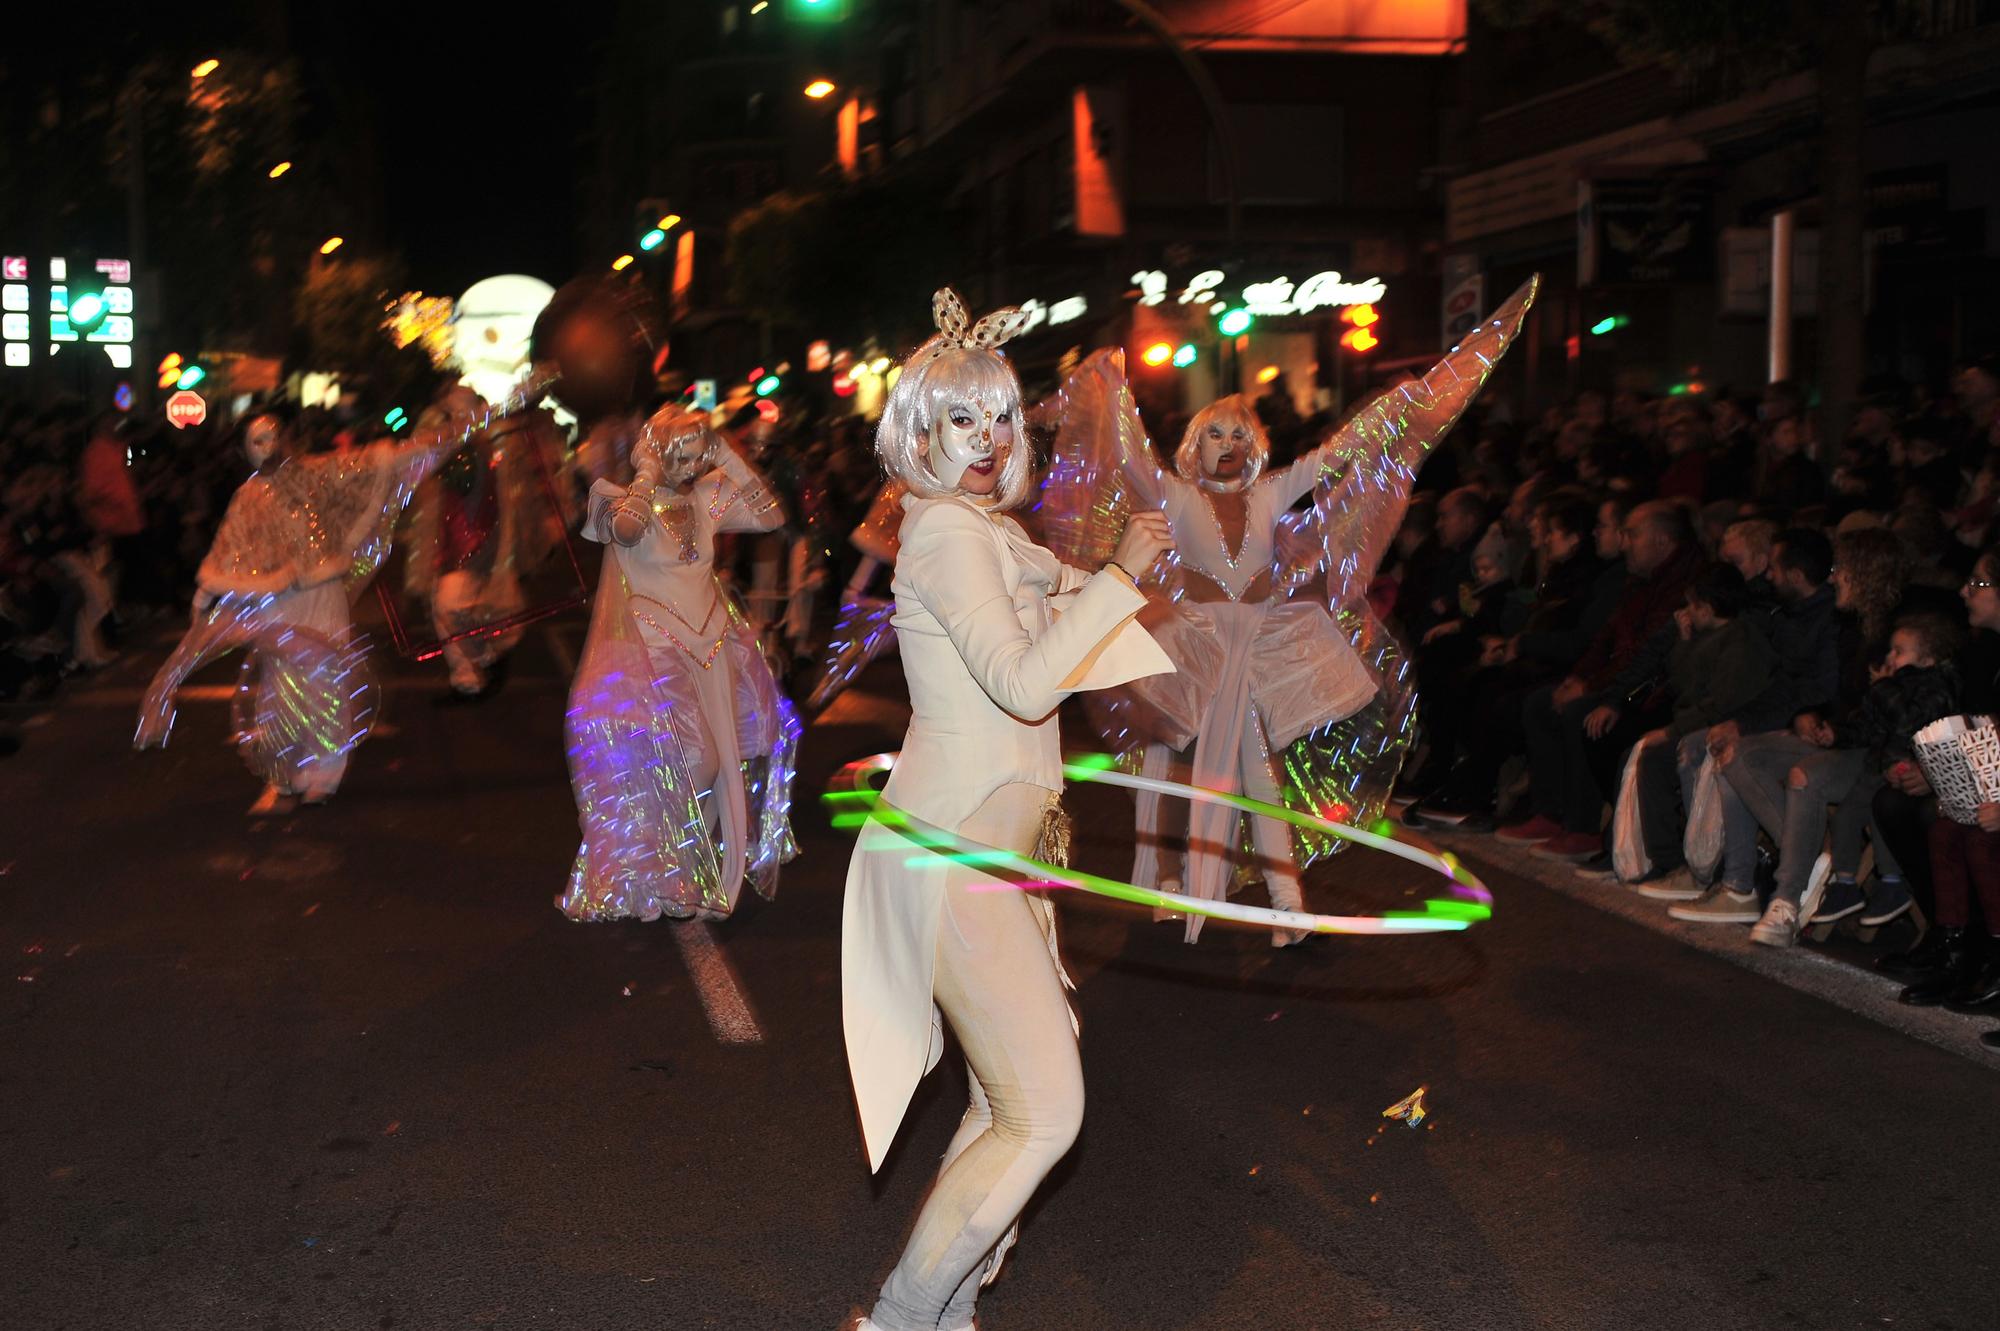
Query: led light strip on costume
xmin=825 ymin=753 xmax=1491 ymax=936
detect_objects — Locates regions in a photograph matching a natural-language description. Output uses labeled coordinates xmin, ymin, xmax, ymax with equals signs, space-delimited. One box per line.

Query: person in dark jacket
xmin=1409 ymin=490 xmax=1615 ymax=825
xmin=1627 ymin=564 xmax=1776 ymax=885
xmin=1876 ymin=552 xmax=2000 ymax=1033
xmin=1499 ymin=501 xmax=1703 ymax=859
xmin=1755 ymin=415 xmax=1825 ymax=518
xmin=1667 ymin=529 xmax=1843 ymax=920
xmin=1722 ymin=530 xmax=1948 ymax=947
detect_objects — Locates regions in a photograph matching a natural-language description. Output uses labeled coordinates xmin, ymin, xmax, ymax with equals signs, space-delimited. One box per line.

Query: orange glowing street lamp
xmin=192 ymin=58 xmax=220 ymax=79
xmin=318 ymin=236 xmax=344 ymax=256
xmin=268 ymin=161 xmax=292 ymax=179
xmin=611 ymin=254 xmax=636 ymax=272
xmin=1140 ymin=341 xmax=1175 ymax=367
xmin=803 ymin=79 xmax=836 ymax=99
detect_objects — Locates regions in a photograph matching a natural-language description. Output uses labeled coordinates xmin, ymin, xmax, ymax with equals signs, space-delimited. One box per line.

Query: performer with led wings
xmin=135 ymin=388 xmax=500 ymax=812
xmin=1039 ymin=278 xmax=1540 ymax=944
xmin=558 ymin=402 xmax=801 ymax=924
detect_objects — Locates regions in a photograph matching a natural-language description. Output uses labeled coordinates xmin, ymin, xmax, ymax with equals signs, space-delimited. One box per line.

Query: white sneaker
xmin=1668 ymin=886 xmax=1760 ymax=924
xmin=1796 ymin=852 xmax=1832 ymax=927
xmin=1750 ymin=898 xmax=1801 ymax=947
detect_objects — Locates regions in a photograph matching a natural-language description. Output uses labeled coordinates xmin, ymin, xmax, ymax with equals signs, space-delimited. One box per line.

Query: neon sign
xmin=1133 ymin=268 xmax=1389 ymax=317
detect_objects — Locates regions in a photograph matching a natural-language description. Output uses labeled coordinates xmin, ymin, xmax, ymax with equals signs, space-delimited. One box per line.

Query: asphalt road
xmin=4 ymin=619 xmax=1997 ymax=1331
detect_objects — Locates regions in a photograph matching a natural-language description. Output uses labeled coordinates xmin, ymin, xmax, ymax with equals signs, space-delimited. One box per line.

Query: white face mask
xmin=637 ymin=409 xmax=715 ymax=488
xmin=244 ymin=419 xmax=282 ymax=469
xmin=1199 ymin=421 xmax=1253 ymax=478
xmin=928 ymin=400 xmax=1005 ymax=490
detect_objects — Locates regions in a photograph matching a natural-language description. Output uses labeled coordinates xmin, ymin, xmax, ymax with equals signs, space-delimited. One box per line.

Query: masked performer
xmin=1044 ymin=278 xmax=1540 ymax=945
xmin=135 ymin=391 xmax=491 ymax=812
xmin=559 ymin=403 xmax=800 ymax=923
xmin=842 ymin=290 xmax=1174 ymax=1331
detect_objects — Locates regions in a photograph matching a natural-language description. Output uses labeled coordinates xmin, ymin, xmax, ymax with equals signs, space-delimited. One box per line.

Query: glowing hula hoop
xmin=824 ymin=752 xmax=1491 ymax=937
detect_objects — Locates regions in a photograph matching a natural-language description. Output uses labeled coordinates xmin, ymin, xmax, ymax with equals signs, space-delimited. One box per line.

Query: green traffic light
xmin=755 ymin=374 xmax=781 ymax=396
xmin=1590 ymin=315 xmax=1626 ymax=336
xmin=639 ymin=229 xmax=666 ymax=251
xmin=1217 ymin=308 xmax=1251 ymax=337
xmin=1171 ymin=344 xmax=1197 ymax=369
xmin=175 ymin=365 xmax=206 ymax=389
xmin=68 ymin=292 xmax=108 ymax=333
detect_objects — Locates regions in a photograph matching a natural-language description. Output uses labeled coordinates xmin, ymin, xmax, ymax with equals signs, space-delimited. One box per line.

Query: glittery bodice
xmin=198 ymin=443 xmax=439 ymax=599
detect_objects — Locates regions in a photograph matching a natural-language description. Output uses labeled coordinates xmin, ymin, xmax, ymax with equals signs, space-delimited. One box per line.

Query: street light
xmin=804 ymin=79 xmax=836 ymax=99
xmin=192 ymin=58 xmax=219 ymax=79
xmin=319 ymin=236 xmax=344 ymax=255
xmin=268 ymin=161 xmax=292 ymax=179
xmin=1140 ymin=341 xmax=1174 ymax=367
xmin=611 ymin=254 xmax=636 ymax=272
xmin=656 ymin=214 xmax=682 ymax=230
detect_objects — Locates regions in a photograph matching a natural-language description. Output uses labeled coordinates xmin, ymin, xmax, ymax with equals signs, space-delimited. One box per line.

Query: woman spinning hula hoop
xmin=839 ymin=288 xmax=1176 ymax=1331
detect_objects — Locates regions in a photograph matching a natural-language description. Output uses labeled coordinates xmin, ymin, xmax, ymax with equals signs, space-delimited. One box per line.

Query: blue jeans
xmin=1721 ymin=734 xmax=1888 ymax=904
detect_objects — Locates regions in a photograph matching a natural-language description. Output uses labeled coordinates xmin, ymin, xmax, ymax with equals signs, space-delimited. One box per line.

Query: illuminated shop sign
xmin=1015 ymin=294 xmax=1090 ymax=333
xmin=1132 ymin=268 xmax=1389 ymax=316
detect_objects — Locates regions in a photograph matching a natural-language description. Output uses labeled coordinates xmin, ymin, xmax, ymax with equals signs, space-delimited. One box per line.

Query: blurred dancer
xmin=136 ymin=392 xmax=490 ymax=812
xmin=559 ymin=404 xmax=800 ymax=922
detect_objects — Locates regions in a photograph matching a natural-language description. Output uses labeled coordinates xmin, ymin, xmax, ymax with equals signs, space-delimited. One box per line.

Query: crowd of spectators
xmin=1384 ymin=360 xmax=2000 ymax=1052
xmin=0 ymin=400 xmax=253 ymax=725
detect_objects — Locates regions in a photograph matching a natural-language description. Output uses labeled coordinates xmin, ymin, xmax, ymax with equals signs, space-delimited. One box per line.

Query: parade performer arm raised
xmin=841 ymin=288 xmax=1170 ymax=1331
xmin=560 ymin=404 xmax=801 ymax=923
xmin=137 ymin=389 xmax=494 ymax=812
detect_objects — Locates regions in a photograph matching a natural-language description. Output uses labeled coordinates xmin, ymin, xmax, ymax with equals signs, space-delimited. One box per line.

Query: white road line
xmin=672 ymin=922 xmax=764 ymax=1046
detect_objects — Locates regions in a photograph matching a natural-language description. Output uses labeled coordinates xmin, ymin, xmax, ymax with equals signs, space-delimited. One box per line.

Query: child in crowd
xmin=1798 ymin=613 xmax=1963 ymax=927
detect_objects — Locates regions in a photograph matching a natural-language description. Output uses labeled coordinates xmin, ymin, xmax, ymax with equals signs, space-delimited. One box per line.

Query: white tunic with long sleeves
xmin=842 ymin=495 xmax=1171 ymax=1171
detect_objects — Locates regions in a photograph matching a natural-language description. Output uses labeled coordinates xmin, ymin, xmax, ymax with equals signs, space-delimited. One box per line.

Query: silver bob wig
xmin=1173 ymin=394 xmax=1270 ymax=487
xmin=874 ymin=338 xmax=1033 ymax=510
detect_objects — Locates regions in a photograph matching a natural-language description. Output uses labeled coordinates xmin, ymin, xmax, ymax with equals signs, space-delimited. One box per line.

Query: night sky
xmin=294 ymin=2 xmax=612 ymax=296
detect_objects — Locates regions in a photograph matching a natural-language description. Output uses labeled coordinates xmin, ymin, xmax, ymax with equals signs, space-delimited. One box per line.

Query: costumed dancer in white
xmin=1109 ymin=387 xmax=1379 ymax=946
xmin=559 ymin=403 xmax=800 ymax=923
xmin=1045 ymin=279 xmax=1541 ymax=946
xmin=135 ymin=391 xmax=489 ymax=812
xmin=842 ymin=290 xmax=1174 ymax=1331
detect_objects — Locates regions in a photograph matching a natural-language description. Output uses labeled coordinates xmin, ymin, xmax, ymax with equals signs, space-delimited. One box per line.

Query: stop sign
xmin=166 ymin=390 xmax=208 ymax=429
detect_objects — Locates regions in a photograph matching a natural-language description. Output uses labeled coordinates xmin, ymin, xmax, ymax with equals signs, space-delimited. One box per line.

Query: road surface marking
xmin=673 ymin=922 xmax=764 ymax=1046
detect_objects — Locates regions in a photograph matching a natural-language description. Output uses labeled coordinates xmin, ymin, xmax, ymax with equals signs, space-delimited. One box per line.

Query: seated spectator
xmin=1716 ymin=528 xmax=1925 ymax=946
xmin=1408 ymin=489 xmax=1618 ymax=827
xmin=1497 ymin=501 xmax=1703 ymax=861
xmin=1624 ymin=564 xmax=1776 ymax=888
xmin=1756 ymin=414 xmax=1825 ymax=518
xmin=1718 ymin=518 xmax=1779 ymax=602
xmin=1880 ymin=550 xmax=2000 ymax=1016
